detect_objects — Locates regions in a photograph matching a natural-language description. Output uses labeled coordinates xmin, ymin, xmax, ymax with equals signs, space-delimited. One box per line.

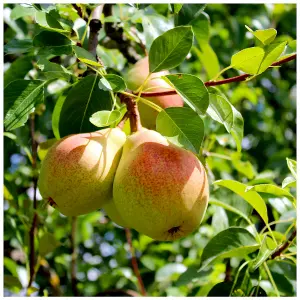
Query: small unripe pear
xmin=113 ymin=129 xmax=209 ymax=241
xmin=38 ymin=128 xmax=126 ymax=216
xmin=126 ymin=57 xmax=184 ymax=129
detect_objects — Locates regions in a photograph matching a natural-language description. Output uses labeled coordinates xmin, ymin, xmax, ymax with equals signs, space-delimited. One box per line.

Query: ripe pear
xmin=126 ymin=57 xmax=183 ymax=129
xmin=103 ymin=199 xmax=129 ymax=228
xmin=113 ymin=129 xmax=209 ymax=241
xmin=38 ymin=128 xmax=126 ymax=216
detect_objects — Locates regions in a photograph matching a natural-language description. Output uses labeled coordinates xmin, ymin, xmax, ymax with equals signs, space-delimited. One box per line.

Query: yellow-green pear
xmin=103 ymin=199 xmax=129 ymax=228
xmin=113 ymin=129 xmax=209 ymax=241
xmin=38 ymin=128 xmax=126 ymax=216
xmin=126 ymin=57 xmax=184 ymax=129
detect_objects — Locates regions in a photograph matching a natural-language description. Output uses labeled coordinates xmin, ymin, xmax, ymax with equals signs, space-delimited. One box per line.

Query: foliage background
xmin=3 ymin=3 xmax=297 ymax=297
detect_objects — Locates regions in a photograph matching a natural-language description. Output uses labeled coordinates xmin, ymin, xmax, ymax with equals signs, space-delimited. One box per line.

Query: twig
xmin=28 ymin=113 xmax=38 ymax=289
xmin=140 ymin=54 xmax=296 ymax=98
xmin=271 ymin=228 xmax=296 ymax=259
xmin=71 ymin=216 xmax=79 ymax=296
xmin=125 ymin=228 xmax=147 ymax=296
xmin=88 ymin=5 xmax=103 ymax=58
xmin=119 ymin=93 xmax=142 ymax=132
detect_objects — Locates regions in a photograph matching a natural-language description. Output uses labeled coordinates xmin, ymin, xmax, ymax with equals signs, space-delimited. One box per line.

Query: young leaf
xmin=231 ymin=47 xmax=264 ymax=74
xmin=33 ymin=31 xmax=72 ymax=56
xmin=282 ymin=176 xmax=296 ymax=189
xmin=4 ymin=39 xmax=33 ymax=55
xmin=162 ymin=74 xmax=209 ymax=115
xmin=245 ymin=184 xmax=295 ymax=202
xmin=156 ymin=107 xmax=204 ymax=154
xmin=4 ymin=80 xmax=45 ymax=131
xmin=172 ymin=4 xmax=183 ymax=14
xmin=246 ymin=26 xmax=277 ymax=45
xmin=286 ymin=158 xmax=297 ymax=179
xmin=200 ymin=227 xmax=259 ymax=270
xmin=72 ymin=45 xmax=102 ymax=67
xmin=257 ymin=41 xmax=287 ymax=74
xmin=57 ymin=75 xmax=113 ymax=137
xmin=149 ymin=26 xmax=194 ymax=73
xmin=89 ymin=110 xmax=121 ymax=127
xmin=214 ymin=180 xmax=268 ymax=224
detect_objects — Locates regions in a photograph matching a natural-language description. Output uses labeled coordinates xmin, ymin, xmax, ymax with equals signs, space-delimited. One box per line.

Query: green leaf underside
xmin=162 ymin=74 xmax=209 ymax=115
xmin=214 ymin=180 xmax=268 ymax=224
xmin=89 ymin=110 xmax=121 ymax=127
xmin=200 ymin=227 xmax=259 ymax=270
xmin=149 ymin=26 xmax=194 ymax=73
xmin=246 ymin=184 xmax=295 ymax=201
xmin=57 ymin=75 xmax=113 ymax=137
xmin=4 ymin=80 xmax=45 ymax=131
xmin=156 ymin=107 xmax=204 ymax=154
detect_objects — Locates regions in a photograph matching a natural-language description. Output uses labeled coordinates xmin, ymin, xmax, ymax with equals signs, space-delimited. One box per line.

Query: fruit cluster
xmin=38 ymin=58 xmax=209 ymax=241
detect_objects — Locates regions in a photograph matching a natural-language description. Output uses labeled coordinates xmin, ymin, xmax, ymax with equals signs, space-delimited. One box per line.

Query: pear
xmin=126 ymin=57 xmax=183 ymax=129
xmin=103 ymin=199 xmax=129 ymax=228
xmin=113 ymin=129 xmax=209 ymax=241
xmin=38 ymin=128 xmax=126 ymax=216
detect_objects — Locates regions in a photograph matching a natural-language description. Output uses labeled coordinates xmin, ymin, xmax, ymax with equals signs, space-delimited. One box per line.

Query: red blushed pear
xmin=112 ymin=129 xmax=209 ymax=241
xmin=38 ymin=128 xmax=126 ymax=216
xmin=126 ymin=57 xmax=184 ymax=129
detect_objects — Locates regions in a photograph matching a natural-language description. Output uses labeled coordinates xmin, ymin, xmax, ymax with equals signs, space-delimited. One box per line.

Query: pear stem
xmin=119 ymin=93 xmax=142 ymax=132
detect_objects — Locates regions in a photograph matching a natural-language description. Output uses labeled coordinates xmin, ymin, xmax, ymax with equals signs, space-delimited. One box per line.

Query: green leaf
xmin=286 ymin=158 xmax=297 ymax=179
xmin=162 ymin=74 xmax=209 ymax=115
xmin=246 ymin=184 xmax=295 ymax=202
xmin=156 ymin=107 xmax=204 ymax=154
xmin=172 ymin=4 xmax=183 ymax=14
xmin=268 ymin=261 xmax=296 ymax=281
xmin=231 ymin=47 xmax=264 ymax=74
xmin=282 ymin=176 xmax=296 ymax=189
xmin=4 ymin=257 xmax=19 ymax=277
xmin=4 ymin=39 xmax=33 ymax=55
xmin=251 ymin=234 xmax=277 ymax=271
xmin=103 ymin=74 xmax=127 ymax=92
xmin=200 ymin=227 xmax=259 ymax=270
xmin=174 ymin=4 xmax=206 ymax=26
xmin=246 ymin=26 xmax=277 ymax=45
xmin=35 ymin=11 xmax=69 ymax=33
xmin=4 ymin=80 xmax=45 ymax=131
xmin=39 ymin=232 xmax=60 ymax=257
xmin=190 ymin=13 xmax=210 ymax=45
xmin=33 ymin=31 xmax=72 ymax=56
xmin=4 ymin=275 xmax=22 ymax=290
xmin=37 ymin=138 xmax=57 ymax=161
xmin=10 ymin=4 xmax=36 ymax=20
xmin=207 ymin=88 xmax=244 ymax=152
xmin=214 ymin=180 xmax=268 ymax=224
xmin=271 ymin=271 xmax=294 ymax=296
xmin=231 ymin=153 xmax=256 ymax=179
xmin=4 ymin=56 xmax=33 ymax=88
xmin=257 ymin=42 xmax=287 ymax=74
xmin=37 ymin=57 xmax=72 ymax=81
xmin=58 ymin=75 xmax=113 ymax=137
xmin=72 ymin=45 xmax=101 ymax=67
xmin=149 ymin=26 xmax=194 ymax=73
xmin=89 ymin=110 xmax=121 ymax=127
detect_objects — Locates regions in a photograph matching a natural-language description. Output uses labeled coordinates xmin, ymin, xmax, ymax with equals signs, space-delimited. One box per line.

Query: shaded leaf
xmin=39 ymin=232 xmax=60 ymax=257
xmin=4 ymin=80 xmax=45 ymax=131
xmin=73 ymin=45 xmax=101 ymax=67
xmin=174 ymin=4 xmax=206 ymax=26
xmin=103 ymin=74 xmax=127 ymax=92
xmin=4 ymin=39 xmax=33 ymax=55
xmin=37 ymin=138 xmax=57 ymax=161
xmin=35 ymin=10 xmax=69 ymax=33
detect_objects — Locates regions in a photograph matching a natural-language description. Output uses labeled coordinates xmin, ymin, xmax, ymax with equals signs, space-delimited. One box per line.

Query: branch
xmin=140 ymin=53 xmax=297 ymax=98
xmin=119 ymin=93 xmax=142 ymax=132
xmin=125 ymin=228 xmax=147 ymax=296
xmin=271 ymin=228 xmax=296 ymax=259
xmin=71 ymin=216 xmax=79 ymax=296
xmin=88 ymin=5 xmax=102 ymax=58
xmin=28 ymin=113 xmax=39 ymax=289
